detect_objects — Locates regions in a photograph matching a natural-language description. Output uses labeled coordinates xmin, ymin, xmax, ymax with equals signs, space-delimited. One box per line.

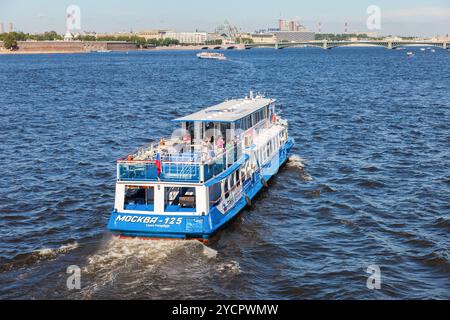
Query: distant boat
xmin=96 ymin=49 xmax=111 ymax=53
xmin=406 ymin=52 xmax=414 ymax=57
xmin=430 ymin=49 xmax=435 ymax=53
xmin=197 ymin=52 xmax=226 ymax=60
xmin=420 ymin=48 xmax=426 ymax=51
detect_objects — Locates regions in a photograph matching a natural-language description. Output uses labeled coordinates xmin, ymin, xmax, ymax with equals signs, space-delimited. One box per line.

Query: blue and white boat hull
xmin=107 ymin=137 xmax=294 ymax=240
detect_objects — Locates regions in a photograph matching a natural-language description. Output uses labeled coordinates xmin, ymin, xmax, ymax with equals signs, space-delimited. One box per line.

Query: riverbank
xmin=0 ymin=42 xmax=246 ymax=55
xmin=0 ymin=40 xmax=138 ymax=55
xmin=0 ymin=50 xmax=89 ymax=55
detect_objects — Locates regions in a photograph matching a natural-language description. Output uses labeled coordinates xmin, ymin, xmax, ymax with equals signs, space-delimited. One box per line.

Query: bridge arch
xmin=279 ymin=44 xmax=325 ymax=49
xmin=245 ymin=41 xmax=448 ymax=50
xmin=324 ymin=42 xmax=390 ymax=49
xmin=391 ymin=43 xmax=446 ymax=50
xmin=244 ymin=44 xmax=278 ymax=49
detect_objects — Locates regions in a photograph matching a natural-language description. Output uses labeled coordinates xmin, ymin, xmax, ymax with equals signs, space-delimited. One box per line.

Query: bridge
xmin=244 ymin=40 xmax=449 ymax=50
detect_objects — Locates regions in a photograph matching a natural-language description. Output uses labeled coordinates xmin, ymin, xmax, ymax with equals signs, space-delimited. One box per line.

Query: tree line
xmin=315 ymin=33 xmax=385 ymax=41
xmin=0 ymin=31 xmax=258 ymax=50
xmin=0 ymin=31 xmax=64 ymax=49
xmin=0 ymin=31 xmax=200 ymax=49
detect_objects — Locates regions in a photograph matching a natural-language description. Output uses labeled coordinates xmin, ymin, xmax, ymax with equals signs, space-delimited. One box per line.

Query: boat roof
xmin=173 ymin=97 xmax=274 ymax=123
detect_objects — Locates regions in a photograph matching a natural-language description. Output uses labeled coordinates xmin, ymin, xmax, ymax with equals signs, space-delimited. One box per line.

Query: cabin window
xmin=253 ymin=109 xmax=264 ymax=125
xmin=124 ymin=186 xmax=154 ymax=211
xmin=242 ymin=116 xmax=251 ymax=131
xmin=223 ymin=178 xmax=229 ymax=199
xmin=209 ymin=183 xmax=222 ymax=206
xmin=221 ymin=123 xmax=231 ymax=141
xmin=164 ymin=187 xmax=196 ymax=211
xmin=186 ymin=122 xmax=195 ymax=143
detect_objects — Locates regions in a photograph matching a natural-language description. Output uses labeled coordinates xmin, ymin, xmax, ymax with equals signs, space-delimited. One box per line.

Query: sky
xmin=0 ymin=0 xmax=449 ymax=36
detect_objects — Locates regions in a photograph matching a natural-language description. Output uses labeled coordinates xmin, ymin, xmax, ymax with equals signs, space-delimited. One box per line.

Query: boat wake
xmin=0 ymin=242 xmax=79 ymax=273
xmin=36 ymin=242 xmax=79 ymax=258
xmin=286 ymin=154 xmax=312 ymax=181
xmin=77 ymin=236 xmax=237 ymax=299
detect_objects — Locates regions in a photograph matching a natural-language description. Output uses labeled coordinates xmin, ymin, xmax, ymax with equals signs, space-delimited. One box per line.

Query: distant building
xmin=162 ymin=32 xmax=209 ymax=44
xmin=253 ymin=19 xmax=315 ymax=43
xmin=278 ymin=19 xmax=308 ymax=32
xmin=274 ymin=31 xmax=315 ymax=42
xmin=64 ymin=32 xmax=74 ymax=41
xmin=137 ymin=30 xmax=166 ymax=40
xmin=251 ymin=33 xmax=277 ymax=44
xmin=8 ymin=22 xmax=13 ymax=32
xmin=0 ymin=22 xmax=3 ymax=33
xmin=96 ymin=32 xmax=135 ymax=38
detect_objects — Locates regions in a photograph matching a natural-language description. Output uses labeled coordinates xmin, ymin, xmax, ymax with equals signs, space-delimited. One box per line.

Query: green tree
xmin=235 ymin=37 xmax=253 ymax=44
xmin=3 ymin=33 xmax=18 ymax=50
xmin=135 ymin=37 xmax=147 ymax=48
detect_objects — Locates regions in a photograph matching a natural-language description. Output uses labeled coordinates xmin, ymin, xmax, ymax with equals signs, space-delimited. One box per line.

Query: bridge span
xmin=245 ymin=40 xmax=449 ymax=50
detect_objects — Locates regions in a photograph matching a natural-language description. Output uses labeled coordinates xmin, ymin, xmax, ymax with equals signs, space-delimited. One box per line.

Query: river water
xmin=0 ymin=47 xmax=449 ymax=299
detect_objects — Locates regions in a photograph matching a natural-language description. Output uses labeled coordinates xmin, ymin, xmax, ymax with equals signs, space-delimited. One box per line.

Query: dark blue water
xmin=0 ymin=48 xmax=449 ymax=299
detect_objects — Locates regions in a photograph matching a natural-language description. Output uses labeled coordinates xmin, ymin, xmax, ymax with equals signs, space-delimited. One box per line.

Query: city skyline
xmin=1 ymin=0 xmax=450 ymax=36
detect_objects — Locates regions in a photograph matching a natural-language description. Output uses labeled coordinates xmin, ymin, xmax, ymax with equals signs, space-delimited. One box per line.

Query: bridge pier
xmin=387 ymin=41 xmax=393 ymax=49
xmin=444 ymin=42 xmax=448 ymax=50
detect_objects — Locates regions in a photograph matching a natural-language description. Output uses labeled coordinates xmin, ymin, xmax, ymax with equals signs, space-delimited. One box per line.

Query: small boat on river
xmin=196 ymin=52 xmax=226 ymax=60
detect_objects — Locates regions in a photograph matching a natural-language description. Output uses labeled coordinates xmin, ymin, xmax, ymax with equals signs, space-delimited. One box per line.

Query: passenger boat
xmin=196 ymin=52 xmax=226 ymax=60
xmin=107 ymin=93 xmax=294 ymax=241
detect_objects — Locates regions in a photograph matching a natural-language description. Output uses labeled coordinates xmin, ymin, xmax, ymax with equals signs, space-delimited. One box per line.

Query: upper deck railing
xmin=116 ymin=118 xmax=281 ymax=184
xmin=117 ymin=142 xmax=242 ymax=183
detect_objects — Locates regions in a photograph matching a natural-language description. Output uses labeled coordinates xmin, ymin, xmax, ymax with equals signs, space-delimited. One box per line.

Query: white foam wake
xmin=36 ymin=242 xmax=79 ymax=258
xmin=287 ymin=154 xmax=312 ymax=181
xmin=287 ymin=154 xmax=306 ymax=169
xmin=79 ymin=237 xmax=221 ymax=298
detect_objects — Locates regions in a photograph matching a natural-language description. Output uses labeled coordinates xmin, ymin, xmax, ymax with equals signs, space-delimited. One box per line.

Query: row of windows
xmin=257 ymin=135 xmax=280 ymax=165
xmin=235 ymin=106 xmax=269 ymax=132
xmin=209 ymin=168 xmax=245 ymax=205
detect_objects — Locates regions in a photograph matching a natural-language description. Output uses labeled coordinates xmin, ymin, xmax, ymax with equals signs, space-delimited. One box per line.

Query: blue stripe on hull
xmin=107 ymin=138 xmax=294 ymax=239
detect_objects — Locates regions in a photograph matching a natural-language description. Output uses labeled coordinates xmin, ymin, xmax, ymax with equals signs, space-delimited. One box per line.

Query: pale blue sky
xmin=0 ymin=0 xmax=449 ymax=36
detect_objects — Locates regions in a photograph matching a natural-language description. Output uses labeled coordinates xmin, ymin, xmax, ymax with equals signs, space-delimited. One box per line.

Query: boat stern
xmin=107 ymin=210 xmax=211 ymax=240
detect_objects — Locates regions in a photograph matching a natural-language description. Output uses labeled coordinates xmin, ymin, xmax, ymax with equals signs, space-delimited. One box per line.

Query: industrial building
xmin=273 ymin=31 xmax=315 ymax=42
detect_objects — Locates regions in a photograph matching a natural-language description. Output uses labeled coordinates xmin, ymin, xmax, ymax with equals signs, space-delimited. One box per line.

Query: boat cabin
xmin=114 ymin=95 xmax=280 ymax=217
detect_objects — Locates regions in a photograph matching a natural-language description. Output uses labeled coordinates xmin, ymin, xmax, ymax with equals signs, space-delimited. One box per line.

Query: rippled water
xmin=0 ymin=48 xmax=449 ymax=299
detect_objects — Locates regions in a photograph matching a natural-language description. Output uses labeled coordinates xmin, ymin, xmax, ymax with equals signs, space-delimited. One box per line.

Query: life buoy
xmin=127 ymin=155 xmax=134 ymax=161
xmin=271 ymin=114 xmax=277 ymax=123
